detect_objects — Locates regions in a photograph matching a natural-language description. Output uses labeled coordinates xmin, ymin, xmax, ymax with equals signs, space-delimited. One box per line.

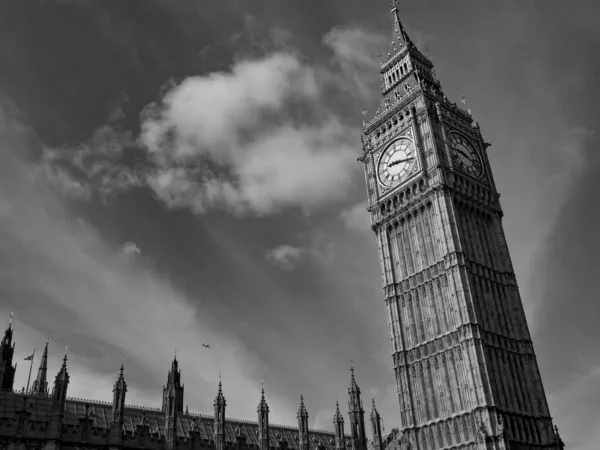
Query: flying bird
xmin=202 ymin=343 xmax=210 ymax=348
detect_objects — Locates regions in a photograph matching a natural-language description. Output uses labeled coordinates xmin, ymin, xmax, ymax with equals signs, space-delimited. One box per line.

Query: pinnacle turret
xmin=334 ymin=402 xmax=346 ymax=450
xmin=115 ymin=364 xmax=127 ymax=390
xmin=347 ymin=368 xmax=367 ymax=450
xmin=214 ymin=378 xmax=226 ymax=450
xmin=257 ymin=383 xmax=270 ymax=450
xmin=112 ymin=364 xmax=127 ymax=426
xmin=370 ymin=399 xmax=384 ymax=450
xmin=1 ymin=313 xmax=13 ymax=347
xmin=0 ymin=313 xmax=16 ymax=391
xmin=258 ymin=384 xmax=269 ymax=413
xmin=31 ymin=341 xmax=49 ymax=395
xmin=56 ymin=354 xmax=68 ymax=382
xmin=298 ymin=394 xmax=308 ymax=418
xmin=51 ymin=353 xmax=69 ymax=411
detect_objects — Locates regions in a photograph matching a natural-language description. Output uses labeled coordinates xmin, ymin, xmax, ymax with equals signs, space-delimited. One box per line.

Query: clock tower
xmin=359 ymin=3 xmax=564 ymax=450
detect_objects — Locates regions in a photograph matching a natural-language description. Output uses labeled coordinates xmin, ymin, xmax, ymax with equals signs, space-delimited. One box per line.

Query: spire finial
xmin=390 ymin=0 xmax=399 ymax=11
xmin=65 ymin=345 xmax=68 ymax=355
xmin=9 ymin=312 xmax=13 ymax=326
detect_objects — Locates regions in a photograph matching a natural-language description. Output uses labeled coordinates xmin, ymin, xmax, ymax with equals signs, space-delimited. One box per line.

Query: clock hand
xmin=388 ymin=157 xmax=415 ymax=167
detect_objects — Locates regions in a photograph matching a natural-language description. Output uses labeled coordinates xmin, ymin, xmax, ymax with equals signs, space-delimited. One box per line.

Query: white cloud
xmin=266 ymin=240 xmax=335 ymax=270
xmin=42 ymin=27 xmax=388 ymax=219
xmin=266 ymin=245 xmax=305 ymax=270
xmin=122 ymin=241 xmax=141 ymax=257
xmin=0 ymin=99 xmax=291 ymax=423
xmin=139 ymin=52 xmax=359 ymax=217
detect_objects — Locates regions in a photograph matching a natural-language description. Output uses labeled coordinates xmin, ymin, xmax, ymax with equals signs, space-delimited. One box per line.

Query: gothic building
xmin=0 ymin=3 xmax=567 ymax=450
xmin=0 ymin=325 xmax=377 ymax=450
xmin=358 ymin=1 xmax=565 ymax=450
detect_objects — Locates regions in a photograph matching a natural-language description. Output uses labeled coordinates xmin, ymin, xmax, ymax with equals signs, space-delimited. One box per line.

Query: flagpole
xmin=25 ymin=348 xmax=35 ymax=394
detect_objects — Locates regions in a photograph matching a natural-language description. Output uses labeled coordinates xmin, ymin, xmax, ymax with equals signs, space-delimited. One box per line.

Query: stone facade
xmin=358 ymin=2 xmax=566 ymax=450
xmin=0 ymin=329 xmax=383 ymax=450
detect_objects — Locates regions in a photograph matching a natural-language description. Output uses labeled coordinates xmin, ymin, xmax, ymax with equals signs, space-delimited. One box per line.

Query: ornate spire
xmin=258 ymin=382 xmax=269 ymax=412
xmin=112 ymin=363 xmax=127 ymax=427
xmin=50 ymin=352 xmax=69 ymax=418
xmin=298 ymin=395 xmax=310 ymax=450
xmin=31 ymin=341 xmax=49 ymax=395
xmin=214 ymin=375 xmax=226 ymax=407
xmin=115 ymin=364 xmax=127 ymax=391
xmin=334 ymin=401 xmax=344 ymax=423
xmin=348 ymin=368 xmax=367 ymax=450
xmin=56 ymin=353 xmax=68 ymax=382
xmin=298 ymin=394 xmax=308 ymax=418
xmin=386 ymin=0 xmax=414 ymax=59
xmin=0 ymin=312 xmax=16 ymax=391
xmin=214 ymin=377 xmax=226 ymax=450
xmin=2 ymin=313 xmax=13 ymax=346
xmin=334 ymin=401 xmax=346 ymax=450
xmin=258 ymin=383 xmax=270 ymax=450
xmin=370 ymin=399 xmax=384 ymax=450
xmin=349 ymin=367 xmax=360 ymax=394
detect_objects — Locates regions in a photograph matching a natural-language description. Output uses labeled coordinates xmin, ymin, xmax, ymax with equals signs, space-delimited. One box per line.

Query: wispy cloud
xmin=266 ymin=243 xmax=334 ymax=270
xmin=43 ymin=27 xmax=387 ymax=218
xmin=0 ymin=98 xmax=291 ymax=422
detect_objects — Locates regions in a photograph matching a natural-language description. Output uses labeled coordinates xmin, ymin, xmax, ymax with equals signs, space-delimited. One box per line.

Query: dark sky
xmin=0 ymin=1 xmax=598 ymax=448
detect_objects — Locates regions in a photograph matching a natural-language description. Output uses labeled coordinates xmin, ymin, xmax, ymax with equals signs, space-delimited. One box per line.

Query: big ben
xmin=359 ymin=3 xmax=564 ymax=450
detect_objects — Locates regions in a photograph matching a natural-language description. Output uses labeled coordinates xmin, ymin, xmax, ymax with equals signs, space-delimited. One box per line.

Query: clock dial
xmin=377 ymin=138 xmax=417 ymax=187
xmin=448 ymin=132 xmax=483 ymax=177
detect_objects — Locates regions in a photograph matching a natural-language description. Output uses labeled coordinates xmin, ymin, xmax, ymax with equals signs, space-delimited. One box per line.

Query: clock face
xmin=377 ymin=138 xmax=417 ymax=187
xmin=448 ymin=132 xmax=483 ymax=177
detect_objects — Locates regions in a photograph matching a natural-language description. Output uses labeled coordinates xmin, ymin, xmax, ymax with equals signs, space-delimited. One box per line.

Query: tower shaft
xmin=360 ymin=5 xmax=561 ymax=449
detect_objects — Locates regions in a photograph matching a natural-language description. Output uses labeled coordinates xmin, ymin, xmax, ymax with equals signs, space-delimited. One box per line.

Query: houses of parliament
xmin=0 ymin=3 xmax=567 ymax=450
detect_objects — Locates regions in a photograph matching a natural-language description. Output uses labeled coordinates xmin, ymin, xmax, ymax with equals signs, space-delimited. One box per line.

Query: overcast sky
xmin=0 ymin=0 xmax=598 ymax=448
